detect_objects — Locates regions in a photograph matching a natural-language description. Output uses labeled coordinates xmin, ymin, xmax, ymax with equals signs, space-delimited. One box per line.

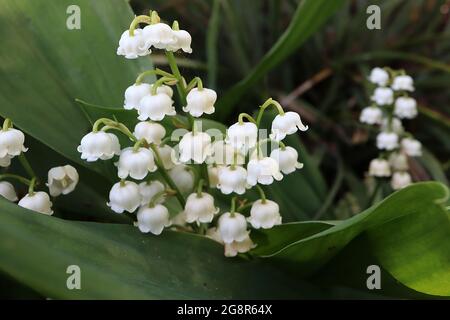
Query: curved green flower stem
xmin=2 ymin=118 xmax=12 ymax=131
xmin=230 ymin=196 xmax=237 ymax=216
xmin=18 ymin=153 xmax=37 ymax=180
xmin=186 ymin=77 xmax=203 ymax=91
xmin=149 ymin=190 xmax=167 ymax=208
xmin=133 ymin=139 xmax=146 ymax=152
xmin=0 ymin=173 xmax=32 ymax=187
xmin=196 ymin=178 xmax=204 ymax=197
xmin=135 ymin=69 xmax=174 ymax=84
xmin=95 ymin=118 xmax=136 ymax=142
xmin=255 ymin=185 xmax=267 ymax=204
xmin=28 ymin=177 xmax=37 ymax=195
xmin=255 ymin=98 xmax=285 ymax=128
xmin=165 ymin=51 xmax=195 ymax=129
xmin=237 ymin=201 xmax=254 ymax=213
xmin=151 ymin=76 xmax=178 ymax=95
xmin=201 ymin=163 xmax=210 ymax=189
xmin=254 ymin=138 xmax=285 ymax=157
xmin=238 ymin=113 xmax=257 ymax=125
xmin=149 ymin=144 xmax=186 ymax=208
xmin=128 ymin=15 xmax=152 ymax=36
xmin=172 ymin=20 xmax=180 ymax=31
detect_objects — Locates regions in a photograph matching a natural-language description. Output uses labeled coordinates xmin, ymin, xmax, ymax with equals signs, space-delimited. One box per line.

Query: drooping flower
xmin=248 ymin=199 xmax=282 ymax=229
xmin=217 ymin=212 xmax=248 ymax=244
xmin=394 ymin=97 xmax=417 ymax=119
xmin=207 ymin=165 xmax=220 ymax=188
xmin=368 ymin=67 xmax=389 ymax=86
xmin=137 ymin=92 xmax=176 ymax=121
xmin=183 ymin=88 xmax=217 ymax=117
xmin=208 ymin=140 xmax=244 ymax=166
xmin=226 ymin=122 xmax=258 ymax=151
xmin=139 ymin=180 xmax=165 ymax=205
xmin=217 ymin=166 xmax=247 ymax=195
xmin=368 ymin=158 xmax=391 ymax=177
xmin=178 ymin=131 xmax=212 ymax=164
xmin=117 ymin=29 xmax=149 ymax=59
xmin=107 ymin=181 xmax=141 ymax=214
xmin=391 ymin=171 xmax=412 ymax=190
xmin=136 ymin=204 xmax=171 ymax=235
xmin=116 ymin=147 xmax=157 ymax=180
xmin=371 ymin=87 xmax=394 ymax=106
xmin=157 ymin=144 xmax=176 ymax=170
xmin=391 ymin=75 xmax=414 ymax=92
xmin=247 ymin=155 xmax=283 ymax=186
xmin=359 ymin=106 xmax=383 ymax=125
xmin=142 ymin=23 xmax=176 ymax=50
xmin=270 ymin=111 xmax=308 ymax=142
xmin=388 ymin=152 xmax=409 ymax=171
xmin=224 ymin=233 xmax=255 ymax=257
xmin=270 ymin=146 xmax=303 ymax=175
xmin=168 ymin=164 xmax=195 ymax=194
xmin=46 ymin=165 xmax=79 ymax=197
xmin=18 ymin=191 xmax=53 ymax=215
xmin=401 ymin=137 xmax=422 ymax=157
xmin=123 ymin=83 xmax=151 ymax=110
xmin=184 ymin=192 xmax=219 ymax=223
xmin=0 ymin=181 xmax=18 ymax=202
xmin=167 ymin=29 xmax=193 ymax=53
xmin=77 ymin=131 xmax=120 ymax=162
xmin=376 ymin=132 xmax=399 ymax=151
xmin=133 ymin=121 xmax=166 ymax=145
xmin=0 ymin=128 xmax=27 ymax=158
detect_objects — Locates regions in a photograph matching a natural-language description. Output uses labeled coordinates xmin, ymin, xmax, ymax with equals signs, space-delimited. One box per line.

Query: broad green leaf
xmin=216 ymin=0 xmax=346 ymax=118
xmin=252 ymin=182 xmax=450 ymax=296
xmin=0 ymin=199 xmax=327 ymax=299
xmin=0 ymin=0 xmax=153 ymax=176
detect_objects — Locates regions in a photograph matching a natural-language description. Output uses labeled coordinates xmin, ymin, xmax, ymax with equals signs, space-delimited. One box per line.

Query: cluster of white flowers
xmin=0 ymin=119 xmax=78 ymax=214
xmin=77 ymin=10 xmax=309 ymax=257
xmin=362 ymin=67 xmax=422 ymax=190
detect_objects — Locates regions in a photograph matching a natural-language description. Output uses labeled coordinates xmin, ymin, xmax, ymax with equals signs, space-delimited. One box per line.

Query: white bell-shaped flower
xmin=168 ymin=164 xmax=195 ymax=194
xmin=208 ymin=140 xmax=244 ymax=165
xmin=157 ymin=144 xmax=176 ymax=170
xmin=137 ymin=92 xmax=176 ymax=121
xmin=394 ymin=97 xmax=417 ymax=119
xmin=217 ymin=166 xmax=247 ymax=195
xmin=207 ymin=165 xmax=220 ymax=188
xmin=46 ymin=165 xmax=79 ymax=197
xmin=178 ymin=131 xmax=212 ymax=164
xmin=226 ymin=122 xmax=258 ymax=150
xmin=371 ymin=87 xmax=394 ymax=105
xmin=391 ymin=171 xmax=412 ymax=190
xmin=247 ymin=155 xmax=283 ymax=186
xmin=183 ymin=88 xmax=217 ymax=117
xmin=123 ymin=83 xmax=151 ymax=110
xmin=0 ymin=181 xmax=18 ymax=202
xmin=142 ymin=23 xmax=176 ymax=49
xmin=270 ymin=111 xmax=308 ymax=141
xmin=368 ymin=159 xmax=391 ymax=177
xmin=381 ymin=117 xmax=404 ymax=134
xmin=0 ymin=128 xmax=27 ymax=158
xmin=133 ymin=121 xmax=166 ymax=145
xmin=117 ymin=29 xmax=150 ymax=59
xmin=224 ymin=233 xmax=255 ymax=257
xmin=107 ymin=181 xmax=141 ymax=214
xmin=389 ymin=152 xmax=409 ymax=171
xmin=376 ymin=132 xmax=399 ymax=150
xmin=401 ymin=138 xmax=422 ymax=157
xmin=139 ymin=180 xmax=165 ymax=205
xmin=136 ymin=204 xmax=171 ymax=235
xmin=18 ymin=191 xmax=53 ymax=215
xmin=218 ymin=212 xmax=248 ymax=244
xmin=359 ymin=106 xmax=383 ymax=125
xmin=77 ymin=131 xmax=120 ymax=162
xmin=391 ymin=75 xmax=414 ymax=92
xmin=248 ymin=199 xmax=282 ymax=229
xmin=184 ymin=192 xmax=219 ymax=224
xmin=116 ymin=147 xmax=157 ymax=180
xmin=270 ymin=146 xmax=303 ymax=175
xmin=368 ymin=67 xmax=389 ymax=86
xmin=167 ymin=29 xmax=193 ymax=53
xmin=0 ymin=155 xmax=12 ymax=168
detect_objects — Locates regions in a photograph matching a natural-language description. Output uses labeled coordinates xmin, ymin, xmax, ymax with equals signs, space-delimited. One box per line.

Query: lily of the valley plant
xmin=76 ymin=10 xmax=309 ymax=257
xmin=362 ymin=67 xmax=422 ymax=190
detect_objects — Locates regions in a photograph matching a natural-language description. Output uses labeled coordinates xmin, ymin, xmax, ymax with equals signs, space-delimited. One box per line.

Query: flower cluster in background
xmin=361 ymin=67 xmax=422 ymax=190
xmin=77 ymin=10 xmax=309 ymax=257
xmin=0 ymin=119 xmax=78 ymax=214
